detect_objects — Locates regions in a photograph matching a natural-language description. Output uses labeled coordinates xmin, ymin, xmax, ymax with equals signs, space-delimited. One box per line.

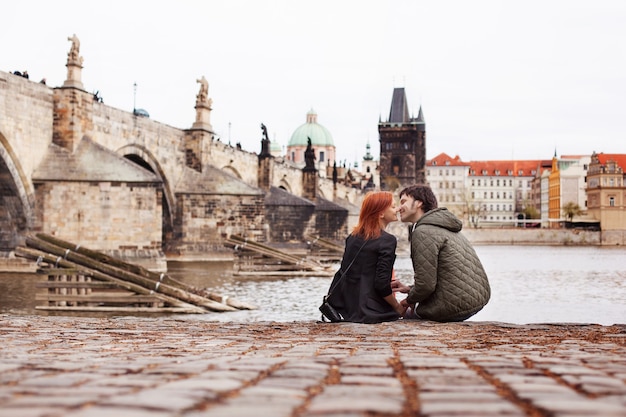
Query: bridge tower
xmin=378 ymin=87 xmax=426 ymax=191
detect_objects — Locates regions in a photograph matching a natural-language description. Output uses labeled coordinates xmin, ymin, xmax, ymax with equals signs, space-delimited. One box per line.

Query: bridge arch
xmin=221 ymin=164 xmax=243 ymax=179
xmin=116 ymin=145 xmax=175 ymax=231
xmin=278 ymin=178 xmax=292 ymax=193
xmin=0 ymin=133 xmax=34 ymax=249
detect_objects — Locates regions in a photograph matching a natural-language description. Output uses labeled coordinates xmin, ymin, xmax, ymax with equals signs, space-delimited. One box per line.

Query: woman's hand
xmin=394 ymin=303 xmax=407 ymax=316
xmin=391 ymin=280 xmax=411 ymax=294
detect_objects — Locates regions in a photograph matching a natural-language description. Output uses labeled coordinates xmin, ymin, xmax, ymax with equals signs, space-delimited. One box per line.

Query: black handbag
xmin=319 ymin=240 xmax=367 ymax=322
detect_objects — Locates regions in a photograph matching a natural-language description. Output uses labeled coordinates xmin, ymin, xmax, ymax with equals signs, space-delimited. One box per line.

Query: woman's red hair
xmin=352 ymin=191 xmax=393 ymax=240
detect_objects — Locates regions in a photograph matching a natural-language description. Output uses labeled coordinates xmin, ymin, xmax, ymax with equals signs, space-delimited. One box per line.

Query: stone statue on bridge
xmin=260 ymin=123 xmax=271 ymax=157
xmin=64 ymin=34 xmax=84 ymax=89
xmin=304 ymin=137 xmax=316 ymax=169
xmin=196 ymin=76 xmax=211 ymax=107
xmin=193 ymin=75 xmax=213 ymax=130
xmin=67 ymin=34 xmax=83 ymax=65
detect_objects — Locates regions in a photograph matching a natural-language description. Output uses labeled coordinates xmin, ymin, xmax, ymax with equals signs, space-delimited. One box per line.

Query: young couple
xmin=323 ymin=185 xmax=491 ymax=324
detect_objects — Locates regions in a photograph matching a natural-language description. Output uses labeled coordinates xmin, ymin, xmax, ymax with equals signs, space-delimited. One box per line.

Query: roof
xmin=389 ymin=88 xmax=410 ymax=123
xmin=176 ymin=165 xmax=264 ymax=196
xmin=288 ymin=109 xmax=334 ymax=147
xmin=265 ymin=186 xmax=315 ymax=207
xmin=32 ymin=137 xmax=160 ymax=183
xmin=385 ymin=87 xmax=425 ymax=125
xmin=468 ymin=160 xmax=551 ymax=177
xmin=427 ymin=153 xmax=469 ymax=167
xmin=314 ymin=196 xmax=349 ymax=213
xmin=595 ymin=153 xmax=626 ymax=170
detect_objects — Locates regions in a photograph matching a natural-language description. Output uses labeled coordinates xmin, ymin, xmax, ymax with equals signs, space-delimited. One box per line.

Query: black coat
xmin=326 ymin=231 xmax=400 ymax=323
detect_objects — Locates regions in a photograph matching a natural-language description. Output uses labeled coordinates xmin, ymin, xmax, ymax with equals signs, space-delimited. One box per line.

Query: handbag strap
xmin=326 ymin=238 xmax=367 ymax=298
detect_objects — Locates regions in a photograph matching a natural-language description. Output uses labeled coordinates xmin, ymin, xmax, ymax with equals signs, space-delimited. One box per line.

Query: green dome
xmin=270 ymin=140 xmax=282 ymax=153
xmin=288 ymin=109 xmax=334 ymax=147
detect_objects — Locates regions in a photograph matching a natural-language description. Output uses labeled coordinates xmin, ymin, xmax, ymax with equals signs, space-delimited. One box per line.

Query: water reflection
xmin=1 ymin=246 xmax=624 ymax=325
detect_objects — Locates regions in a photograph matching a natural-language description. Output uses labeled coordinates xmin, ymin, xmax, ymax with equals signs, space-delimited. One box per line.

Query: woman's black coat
xmin=326 ymin=231 xmax=400 ymax=323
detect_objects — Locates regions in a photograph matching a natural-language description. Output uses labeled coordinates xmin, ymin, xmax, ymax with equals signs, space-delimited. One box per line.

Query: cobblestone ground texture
xmin=0 ymin=315 xmax=625 ymax=417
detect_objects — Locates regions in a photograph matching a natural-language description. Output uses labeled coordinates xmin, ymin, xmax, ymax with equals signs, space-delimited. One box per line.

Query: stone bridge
xmin=0 ymin=38 xmax=364 ymax=270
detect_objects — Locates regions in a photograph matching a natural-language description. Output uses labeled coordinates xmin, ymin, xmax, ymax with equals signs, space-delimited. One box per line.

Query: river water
xmin=1 ymin=246 xmax=624 ymax=325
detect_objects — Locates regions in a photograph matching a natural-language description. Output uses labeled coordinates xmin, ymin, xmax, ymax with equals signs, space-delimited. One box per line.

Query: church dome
xmin=288 ymin=109 xmax=334 ymax=147
xmin=270 ymin=140 xmax=282 ymax=154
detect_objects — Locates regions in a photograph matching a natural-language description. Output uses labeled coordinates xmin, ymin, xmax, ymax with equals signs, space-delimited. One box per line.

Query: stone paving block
xmin=99 ymin=388 xmax=200 ymax=411
xmin=561 ymin=374 xmax=626 ymax=394
xmin=64 ymin=406 xmax=172 ymax=417
xmin=4 ymin=394 xmax=95 ymax=408
xmin=340 ymin=375 xmax=402 ymax=387
xmin=258 ymin=377 xmax=322 ymax=389
xmin=420 ymin=400 xmax=523 ymax=415
xmin=0 ymin=406 xmax=65 ymax=417
xmin=196 ymin=403 xmax=295 ymax=417
xmin=419 ymin=391 xmax=504 ymax=402
xmin=339 ymin=365 xmax=395 ymax=376
xmin=307 ymin=394 xmax=403 ymax=414
xmin=270 ymin=366 xmax=327 ymax=379
xmin=17 ymin=373 xmax=93 ymax=388
xmin=531 ymin=397 xmax=626 ymax=416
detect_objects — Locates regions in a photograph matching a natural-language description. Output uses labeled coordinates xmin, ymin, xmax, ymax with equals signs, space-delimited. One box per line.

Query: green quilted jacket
xmin=406 ymin=208 xmax=491 ymax=322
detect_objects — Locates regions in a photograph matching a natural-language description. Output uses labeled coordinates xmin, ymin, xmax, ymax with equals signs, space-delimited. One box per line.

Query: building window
xmin=609 ymin=196 xmax=615 ymax=206
xmin=392 ymin=157 xmax=401 ymax=175
xmin=319 ymin=151 xmax=325 ymax=162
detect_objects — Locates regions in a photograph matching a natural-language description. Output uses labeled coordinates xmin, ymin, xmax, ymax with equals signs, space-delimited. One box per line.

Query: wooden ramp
xmin=15 ymin=234 xmax=257 ymax=314
xmin=306 ymin=235 xmax=343 ymax=263
xmin=225 ymin=235 xmax=335 ymax=277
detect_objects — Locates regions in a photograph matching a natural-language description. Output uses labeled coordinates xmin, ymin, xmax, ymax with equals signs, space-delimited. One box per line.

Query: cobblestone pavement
xmin=0 ymin=315 xmax=625 ymax=417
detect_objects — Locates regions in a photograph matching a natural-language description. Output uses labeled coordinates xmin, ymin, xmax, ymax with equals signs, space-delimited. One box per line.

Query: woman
xmin=323 ymin=191 xmax=406 ymax=323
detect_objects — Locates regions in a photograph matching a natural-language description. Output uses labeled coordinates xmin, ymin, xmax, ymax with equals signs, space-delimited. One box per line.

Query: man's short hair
xmin=399 ymin=185 xmax=438 ymax=212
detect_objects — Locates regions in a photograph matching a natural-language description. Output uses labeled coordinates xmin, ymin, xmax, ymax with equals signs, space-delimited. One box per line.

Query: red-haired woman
xmin=323 ymin=191 xmax=406 ymax=323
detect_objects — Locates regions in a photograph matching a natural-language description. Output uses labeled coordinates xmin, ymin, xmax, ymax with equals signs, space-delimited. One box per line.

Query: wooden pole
xmin=24 ymin=236 xmax=236 ymax=312
xmin=36 ymin=233 xmax=256 ymax=310
xmin=15 ymin=246 xmax=205 ymax=313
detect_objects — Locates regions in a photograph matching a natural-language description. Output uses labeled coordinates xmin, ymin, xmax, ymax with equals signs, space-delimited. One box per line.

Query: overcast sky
xmin=3 ymin=0 xmax=625 ymax=165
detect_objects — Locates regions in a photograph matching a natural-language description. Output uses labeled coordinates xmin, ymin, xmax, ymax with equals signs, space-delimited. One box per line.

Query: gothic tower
xmin=378 ymin=88 xmax=426 ymax=191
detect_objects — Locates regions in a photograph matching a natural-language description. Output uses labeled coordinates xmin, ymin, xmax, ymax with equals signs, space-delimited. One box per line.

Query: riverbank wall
xmin=2 ymin=228 xmax=622 ymax=273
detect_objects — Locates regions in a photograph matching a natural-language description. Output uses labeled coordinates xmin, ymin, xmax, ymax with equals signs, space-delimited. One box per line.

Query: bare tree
xmin=562 ymin=202 xmax=583 ymax=222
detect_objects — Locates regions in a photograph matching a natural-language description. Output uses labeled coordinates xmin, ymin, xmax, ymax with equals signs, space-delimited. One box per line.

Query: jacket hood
xmin=415 ymin=208 xmax=462 ymax=233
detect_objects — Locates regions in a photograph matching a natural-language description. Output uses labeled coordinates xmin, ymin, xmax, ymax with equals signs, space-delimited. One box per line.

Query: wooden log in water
xmin=227 ymin=235 xmax=329 ymax=271
xmin=15 ymin=246 xmax=206 ymax=313
xmin=23 ymin=237 xmax=236 ymax=312
xmin=305 ymin=235 xmax=343 ymax=253
xmin=35 ymin=233 xmax=256 ymax=310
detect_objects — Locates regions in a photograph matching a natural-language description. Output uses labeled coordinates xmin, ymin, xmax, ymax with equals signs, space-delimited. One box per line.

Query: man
xmin=394 ymin=185 xmax=490 ymax=322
